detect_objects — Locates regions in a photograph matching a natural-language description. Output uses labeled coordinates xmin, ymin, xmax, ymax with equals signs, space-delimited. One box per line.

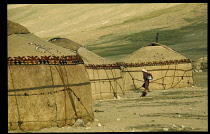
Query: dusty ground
xmin=9 ymin=86 xmax=208 ymax=132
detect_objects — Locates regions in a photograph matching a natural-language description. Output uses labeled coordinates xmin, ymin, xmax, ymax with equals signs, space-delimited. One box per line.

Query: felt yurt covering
xmin=118 ymin=42 xmax=194 ymax=90
xmin=49 ymin=38 xmax=124 ymax=100
xmin=8 ymin=20 xmax=94 ymax=131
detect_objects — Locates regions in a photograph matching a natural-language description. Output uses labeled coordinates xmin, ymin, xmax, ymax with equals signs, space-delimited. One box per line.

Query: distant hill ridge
xmin=7 ymin=3 xmax=207 ymax=61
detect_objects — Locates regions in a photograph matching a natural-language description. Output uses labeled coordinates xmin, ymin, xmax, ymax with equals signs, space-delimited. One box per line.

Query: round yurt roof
xmin=48 ymin=37 xmax=82 ymax=51
xmin=119 ymin=42 xmax=189 ymax=63
xmin=7 ymin=20 xmax=30 ymax=36
xmin=49 ymin=37 xmax=114 ymax=65
xmin=77 ymin=47 xmax=114 ymax=65
xmin=8 ymin=21 xmax=75 ymax=57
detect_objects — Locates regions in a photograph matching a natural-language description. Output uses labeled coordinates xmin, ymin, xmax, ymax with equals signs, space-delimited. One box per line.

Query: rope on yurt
xmin=167 ymin=63 xmax=193 ymax=88
xmin=54 ymin=65 xmax=68 ymax=124
xmin=111 ymin=69 xmax=117 ymax=95
xmin=170 ymin=69 xmax=189 ymax=88
xmin=63 ymin=65 xmax=94 ymax=120
xmin=67 ymin=87 xmax=94 ymax=120
xmin=155 ymin=64 xmax=165 ymax=89
xmin=96 ymin=68 xmax=103 ymax=99
xmin=103 ymin=68 xmax=117 ymax=98
xmin=168 ymin=71 xmax=193 ymax=88
xmin=162 ymin=64 xmax=171 ymax=89
xmin=110 ymin=68 xmax=125 ymax=96
xmin=170 ymin=63 xmax=178 ymax=88
xmin=54 ymin=65 xmax=78 ymax=124
xmin=108 ymin=68 xmax=116 ymax=96
xmin=77 ymin=54 xmax=119 ymax=99
xmin=92 ymin=65 xmax=121 ymax=97
xmin=123 ymin=62 xmax=193 ymax=90
xmin=118 ymin=67 xmax=125 ymax=95
xmin=124 ymin=66 xmax=168 ymax=90
xmin=124 ymin=67 xmax=140 ymax=90
xmin=92 ymin=67 xmax=99 ymax=98
xmin=48 ymin=65 xmax=58 ymax=120
xmin=76 ymin=54 xmax=104 ymax=99
xmin=8 ymin=66 xmax=32 ymax=133
xmin=160 ymin=64 xmax=164 ymax=89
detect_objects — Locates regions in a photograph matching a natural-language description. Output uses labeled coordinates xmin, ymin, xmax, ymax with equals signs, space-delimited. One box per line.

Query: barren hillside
xmin=7 ymin=3 xmax=207 ymax=61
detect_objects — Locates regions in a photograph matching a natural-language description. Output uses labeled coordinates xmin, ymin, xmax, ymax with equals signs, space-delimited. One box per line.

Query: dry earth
xmin=9 ymin=86 xmax=208 ymax=132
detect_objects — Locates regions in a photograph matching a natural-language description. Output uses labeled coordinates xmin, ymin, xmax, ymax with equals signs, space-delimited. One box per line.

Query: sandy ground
xmin=9 ymin=86 xmax=208 ymax=132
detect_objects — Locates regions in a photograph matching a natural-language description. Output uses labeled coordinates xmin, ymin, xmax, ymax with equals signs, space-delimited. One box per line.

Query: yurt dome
xmin=7 ymin=20 xmax=30 ymax=36
xmin=8 ymin=20 xmax=94 ymax=132
xmin=49 ymin=37 xmax=114 ymax=65
xmin=49 ymin=38 xmax=124 ymax=100
xmin=48 ymin=37 xmax=82 ymax=51
xmin=118 ymin=42 xmax=194 ymax=90
xmin=120 ymin=42 xmax=189 ymax=63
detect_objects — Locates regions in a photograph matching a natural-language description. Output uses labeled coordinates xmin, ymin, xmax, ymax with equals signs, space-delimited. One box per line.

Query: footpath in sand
xmin=10 ymin=86 xmax=208 ymax=132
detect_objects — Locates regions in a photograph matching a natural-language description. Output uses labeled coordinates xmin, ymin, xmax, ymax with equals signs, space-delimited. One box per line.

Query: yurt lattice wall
xmin=118 ymin=43 xmax=194 ymax=90
xmin=120 ymin=59 xmax=194 ymax=90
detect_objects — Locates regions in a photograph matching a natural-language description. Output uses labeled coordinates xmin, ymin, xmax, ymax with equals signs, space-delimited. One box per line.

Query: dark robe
xmin=142 ymin=72 xmax=152 ymax=90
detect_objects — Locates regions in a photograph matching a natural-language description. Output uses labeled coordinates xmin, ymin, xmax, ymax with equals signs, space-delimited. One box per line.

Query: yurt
xmin=118 ymin=42 xmax=194 ymax=90
xmin=48 ymin=38 xmax=124 ymax=100
xmin=8 ymin=20 xmax=94 ymax=132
